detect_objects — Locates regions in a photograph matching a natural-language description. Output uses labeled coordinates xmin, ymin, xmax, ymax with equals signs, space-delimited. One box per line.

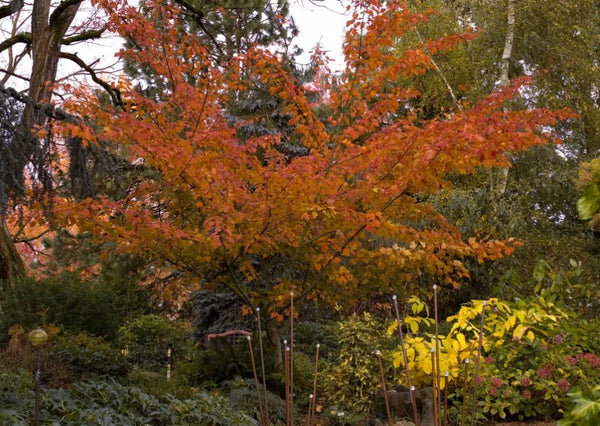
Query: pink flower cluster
xmin=537 ymin=362 xmax=553 ymax=379
xmin=565 ymin=355 xmax=577 ymax=366
xmin=557 ymin=379 xmax=570 ymax=392
xmin=577 ymin=352 xmax=600 ymax=369
xmin=519 ymin=377 xmax=531 ymax=387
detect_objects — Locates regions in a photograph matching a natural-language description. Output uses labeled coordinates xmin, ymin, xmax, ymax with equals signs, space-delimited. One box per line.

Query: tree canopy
xmin=50 ymin=0 xmax=570 ymax=321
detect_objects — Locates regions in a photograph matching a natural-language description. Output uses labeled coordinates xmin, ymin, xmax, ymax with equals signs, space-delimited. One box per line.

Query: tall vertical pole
xmin=28 ymin=328 xmax=48 ymax=426
xmin=433 ymin=285 xmax=441 ymax=424
xmin=460 ymin=359 xmax=470 ymax=426
xmin=284 ymin=345 xmax=291 ymax=426
xmin=256 ymin=307 xmax=269 ymax=422
xmin=431 ymin=348 xmax=439 ymax=426
xmin=248 ymin=336 xmax=267 ymax=426
xmin=289 ymin=291 xmax=294 ymax=426
xmin=34 ymin=347 xmax=41 ymax=426
xmin=470 ymin=301 xmax=487 ymax=426
xmin=443 ymin=371 xmax=449 ymax=426
xmin=392 ymin=295 xmax=420 ymax=426
xmin=308 ymin=343 xmax=320 ymax=426
xmin=376 ymin=350 xmax=393 ymax=426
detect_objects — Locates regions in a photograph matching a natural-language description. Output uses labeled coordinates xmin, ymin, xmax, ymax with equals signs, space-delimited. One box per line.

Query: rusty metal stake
xmin=308 ymin=343 xmax=320 ymax=426
xmin=392 ymin=295 xmax=420 ymax=426
xmin=470 ymin=301 xmax=487 ymax=426
xmin=248 ymin=336 xmax=267 ymax=426
xmin=376 ymin=350 xmax=393 ymax=426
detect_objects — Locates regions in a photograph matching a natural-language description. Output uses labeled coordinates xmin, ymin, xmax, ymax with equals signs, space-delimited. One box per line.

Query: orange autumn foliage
xmin=52 ymin=0 xmax=572 ymax=315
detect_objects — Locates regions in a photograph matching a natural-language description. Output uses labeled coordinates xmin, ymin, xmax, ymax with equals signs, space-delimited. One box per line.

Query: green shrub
xmin=175 ymin=335 xmax=253 ymax=387
xmin=473 ymin=301 xmax=600 ymax=421
xmin=117 ymin=315 xmax=193 ymax=370
xmin=294 ymin=321 xmax=338 ymax=359
xmin=0 ymin=272 xmax=155 ymax=344
xmin=320 ymin=313 xmax=396 ymax=415
xmin=0 ymin=367 xmax=33 ymax=417
xmin=49 ymin=332 xmax=130 ymax=379
xmin=220 ymin=377 xmax=287 ymax=425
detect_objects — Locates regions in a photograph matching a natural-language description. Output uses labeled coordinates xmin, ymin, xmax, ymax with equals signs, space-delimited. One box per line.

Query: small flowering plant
xmin=391 ymin=295 xmax=600 ymax=422
xmin=473 ymin=299 xmax=600 ymax=421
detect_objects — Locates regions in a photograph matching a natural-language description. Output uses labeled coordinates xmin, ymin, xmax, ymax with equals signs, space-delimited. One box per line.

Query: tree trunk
xmin=267 ymin=320 xmax=283 ymax=371
xmin=15 ymin=0 xmax=82 ymax=182
xmin=0 ymin=0 xmax=82 ymax=284
xmin=489 ymin=0 xmax=516 ymax=200
xmin=0 ymin=215 xmax=25 ymax=285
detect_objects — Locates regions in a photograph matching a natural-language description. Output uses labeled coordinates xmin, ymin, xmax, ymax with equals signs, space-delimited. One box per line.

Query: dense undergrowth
xmin=2 ymin=269 xmax=600 ymax=425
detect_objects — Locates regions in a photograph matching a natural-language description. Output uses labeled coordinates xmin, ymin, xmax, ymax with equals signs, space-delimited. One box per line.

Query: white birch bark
xmin=490 ymin=0 xmax=516 ymax=199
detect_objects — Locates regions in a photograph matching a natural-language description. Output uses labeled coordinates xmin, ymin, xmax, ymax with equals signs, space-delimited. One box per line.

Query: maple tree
xmin=52 ymin=0 xmax=570 ymax=348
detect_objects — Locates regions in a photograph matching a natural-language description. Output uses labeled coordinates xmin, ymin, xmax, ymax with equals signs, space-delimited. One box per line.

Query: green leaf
xmin=570 ymin=398 xmax=600 ymax=419
xmin=577 ymin=183 xmax=600 ymax=220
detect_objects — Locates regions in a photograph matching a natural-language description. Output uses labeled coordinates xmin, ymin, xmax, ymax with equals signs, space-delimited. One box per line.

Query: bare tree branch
xmin=0 ymin=67 xmax=30 ymax=84
xmin=59 ymin=51 xmax=123 ymax=107
xmin=49 ymin=0 xmax=83 ymax=26
xmin=62 ymin=26 xmax=107 ymax=45
xmin=0 ymin=84 xmax=80 ymax=124
xmin=0 ymin=0 xmax=24 ymax=20
xmin=13 ymin=228 xmax=53 ymax=244
xmin=171 ymin=0 xmax=225 ymax=59
xmin=0 ymin=32 xmax=31 ymax=53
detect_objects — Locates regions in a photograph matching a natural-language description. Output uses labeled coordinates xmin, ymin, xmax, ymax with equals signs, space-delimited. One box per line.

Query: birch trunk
xmin=489 ymin=0 xmax=516 ymax=199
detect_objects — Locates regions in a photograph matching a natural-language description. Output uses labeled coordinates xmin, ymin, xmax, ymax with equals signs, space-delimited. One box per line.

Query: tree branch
xmin=171 ymin=0 xmax=204 ymax=19
xmin=0 ymin=67 xmax=30 ymax=84
xmin=62 ymin=26 xmax=107 ymax=45
xmin=171 ymin=0 xmax=225 ymax=59
xmin=0 ymin=0 xmax=24 ymax=20
xmin=0 ymin=84 xmax=80 ymax=124
xmin=49 ymin=0 xmax=82 ymax=26
xmin=13 ymin=228 xmax=53 ymax=244
xmin=0 ymin=32 xmax=31 ymax=53
xmin=59 ymin=51 xmax=123 ymax=107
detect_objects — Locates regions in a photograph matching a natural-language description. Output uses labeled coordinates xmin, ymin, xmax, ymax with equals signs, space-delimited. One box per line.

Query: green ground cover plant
xmin=0 ymin=378 xmax=258 ymax=425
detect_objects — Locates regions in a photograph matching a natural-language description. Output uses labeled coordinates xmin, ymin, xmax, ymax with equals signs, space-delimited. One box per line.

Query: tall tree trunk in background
xmin=0 ymin=217 xmax=25 ymax=285
xmin=489 ymin=0 xmax=516 ymax=200
xmin=19 ymin=0 xmax=82 ymax=177
xmin=0 ymin=0 xmax=82 ymax=285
